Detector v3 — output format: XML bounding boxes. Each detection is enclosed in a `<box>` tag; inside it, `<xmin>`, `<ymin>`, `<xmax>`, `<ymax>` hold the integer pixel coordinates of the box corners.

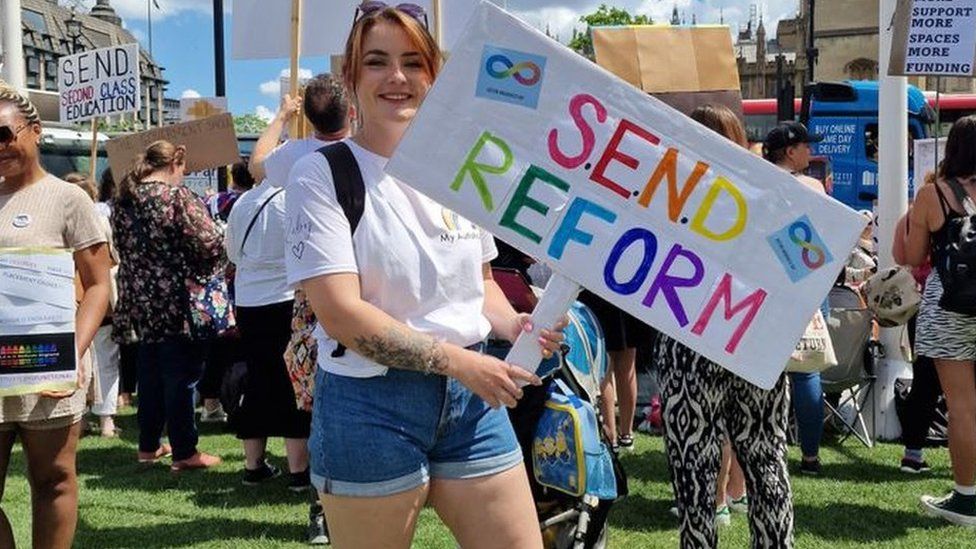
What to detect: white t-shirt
<box><xmin>284</xmin><ymin>139</ymin><xmax>498</xmax><ymax>378</ymax></box>
<box><xmin>264</xmin><ymin>137</ymin><xmax>333</xmax><ymax>188</ymax></box>
<box><xmin>225</xmin><ymin>182</ymin><xmax>294</xmax><ymax>307</ymax></box>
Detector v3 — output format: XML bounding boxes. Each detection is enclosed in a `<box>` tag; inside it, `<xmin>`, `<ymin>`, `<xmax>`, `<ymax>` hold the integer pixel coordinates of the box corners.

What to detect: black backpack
<box><xmin>936</xmin><ymin>178</ymin><xmax>976</xmax><ymax>315</ymax></box>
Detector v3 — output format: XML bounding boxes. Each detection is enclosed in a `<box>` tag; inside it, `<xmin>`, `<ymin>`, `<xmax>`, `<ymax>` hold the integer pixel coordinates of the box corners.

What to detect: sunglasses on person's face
<box><xmin>0</xmin><ymin>123</ymin><xmax>29</xmax><ymax>147</ymax></box>
<box><xmin>354</xmin><ymin>1</ymin><xmax>429</xmax><ymax>28</ymax></box>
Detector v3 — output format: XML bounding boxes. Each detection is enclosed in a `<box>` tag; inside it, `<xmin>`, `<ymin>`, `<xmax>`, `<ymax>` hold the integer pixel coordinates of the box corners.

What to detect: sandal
<box><xmin>618</xmin><ymin>434</ymin><xmax>635</xmax><ymax>451</ymax></box>
<box><xmin>138</xmin><ymin>444</ymin><xmax>172</xmax><ymax>464</ymax></box>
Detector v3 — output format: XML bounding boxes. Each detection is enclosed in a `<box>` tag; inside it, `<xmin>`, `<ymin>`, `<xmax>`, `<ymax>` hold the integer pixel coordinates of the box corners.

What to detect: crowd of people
<box><xmin>0</xmin><ymin>3</ymin><xmax>975</xmax><ymax>548</ymax></box>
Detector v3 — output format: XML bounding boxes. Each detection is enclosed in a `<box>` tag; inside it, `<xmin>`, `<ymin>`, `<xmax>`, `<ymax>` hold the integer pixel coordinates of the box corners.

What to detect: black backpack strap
<box><xmin>240</xmin><ymin>188</ymin><xmax>284</xmax><ymax>255</ymax></box>
<box><xmin>319</xmin><ymin>142</ymin><xmax>366</xmax><ymax>234</ymax></box>
<box><xmin>317</xmin><ymin>142</ymin><xmax>366</xmax><ymax>358</ymax></box>
<box><xmin>945</xmin><ymin>178</ymin><xmax>976</xmax><ymax>216</ymax></box>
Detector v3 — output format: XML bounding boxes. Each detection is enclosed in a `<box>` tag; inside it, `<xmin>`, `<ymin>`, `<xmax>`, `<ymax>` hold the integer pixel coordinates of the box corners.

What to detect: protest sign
<box><xmin>180</xmin><ymin>97</ymin><xmax>228</xmax><ymax>122</ymax></box>
<box><xmin>889</xmin><ymin>0</ymin><xmax>976</xmax><ymax>77</ymax></box>
<box><xmin>231</xmin><ymin>0</ymin><xmax>486</xmax><ymax>59</ymax></box>
<box><xmin>913</xmin><ymin>137</ymin><xmax>947</xmax><ymax>182</ymax></box>
<box><xmin>592</xmin><ymin>25</ymin><xmax>743</xmax><ymax>118</ymax></box>
<box><xmin>386</xmin><ymin>2</ymin><xmax>865</xmax><ymax>389</ymax></box>
<box><xmin>0</xmin><ymin>248</ymin><xmax>77</xmax><ymax>396</ymax></box>
<box><xmin>105</xmin><ymin>114</ymin><xmax>240</xmax><ymax>181</ymax></box>
<box><xmin>58</xmin><ymin>43</ymin><xmax>141</xmax><ymax>123</ymax></box>
<box><xmin>183</xmin><ymin>168</ymin><xmax>219</xmax><ymax>198</ymax></box>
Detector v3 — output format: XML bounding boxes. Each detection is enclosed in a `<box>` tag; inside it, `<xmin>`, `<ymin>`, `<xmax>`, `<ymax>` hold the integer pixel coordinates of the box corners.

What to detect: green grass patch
<box><xmin>4</xmin><ymin>409</ymin><xmax>971</xmax><ymax>547</ymax></box>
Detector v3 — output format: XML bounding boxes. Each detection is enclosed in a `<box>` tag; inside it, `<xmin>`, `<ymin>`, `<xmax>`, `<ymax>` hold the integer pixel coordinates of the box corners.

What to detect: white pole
<box><xmin>0</xmin><ymin>0</ymin><xmax>26</xmax><ymax>92</ymax></box>
<box><xmin>870</xmin><ymin>0</ymin><xmax>912</xmax><ymax>442</ymax></box>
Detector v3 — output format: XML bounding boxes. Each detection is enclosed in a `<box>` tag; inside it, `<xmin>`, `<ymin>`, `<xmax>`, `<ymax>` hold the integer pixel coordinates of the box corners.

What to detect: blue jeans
<box><xmin>790</xmin><ymin>371</ymin><xmax>823</xmax><ymax>458</ymax></box>
<box><xmin>137</xmin><ymin>338</ymin><xmax>206</xmax><ymax>461</ymax></box>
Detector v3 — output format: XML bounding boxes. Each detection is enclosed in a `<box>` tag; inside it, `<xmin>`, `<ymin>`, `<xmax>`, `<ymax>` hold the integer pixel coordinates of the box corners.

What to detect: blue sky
<box><xmin>70</xmin><ymin>0</ymin><xmax>799</xmax><ymax>120</ymax></box>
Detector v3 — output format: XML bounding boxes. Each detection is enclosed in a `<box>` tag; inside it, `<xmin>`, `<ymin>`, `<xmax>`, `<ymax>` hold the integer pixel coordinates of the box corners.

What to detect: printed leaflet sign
<box><xmin>0</xmin><ymin>248</ymin><xmax>77</xmax><ymax>396</ymax></box>
<box><xmin>889</xmin><ymin>0</ymin><xmax>976</xmax><ymax>77</ymax></box>
<box><xmin>386</xmin><ymin>3</ymin><xmax>865</xmax><ymax>389</ymax></box>
<box><xmin>58</xmin><ymin>43</ymin><xmax>141</xmax><ymax>123</ymax></box>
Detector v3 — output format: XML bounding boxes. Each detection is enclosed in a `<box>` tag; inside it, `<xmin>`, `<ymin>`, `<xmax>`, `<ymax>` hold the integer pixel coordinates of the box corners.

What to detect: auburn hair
<box><xmin>118</xmin><ymin>140</ymin><xmax>186</xmax><ymax>200</ymax></box>
<box><xmin>689</xmin><ymin>104</ymin><xmax>748</xmax><ymax>148</ymax></box>
<box><xmin>342</xmin><ymin>7</ymin><xmax>442</xmax><ymax>97</ymax></box>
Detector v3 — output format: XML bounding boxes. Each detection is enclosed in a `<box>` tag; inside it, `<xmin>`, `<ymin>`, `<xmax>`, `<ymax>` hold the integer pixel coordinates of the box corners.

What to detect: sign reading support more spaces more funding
<box><xmin>58</xmin><ymin>43</ymin><xmax>141</xmax><ymax>123</ymax></box>
<box><xmin>386</xmin><ymin>2</ymin><xmax>866</xmax><ymax>389</ymax></box>
<box><xmin>889</xmin><ymin>0</ymin><xmax>976</xmax><ymax>77</ymax></box>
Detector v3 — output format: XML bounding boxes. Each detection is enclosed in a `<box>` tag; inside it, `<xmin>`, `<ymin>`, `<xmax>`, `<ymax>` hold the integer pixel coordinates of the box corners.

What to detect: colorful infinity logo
<box><xmin>789</xmin><ymin>221</ymin><xmax>827</xmax><ymax>269</ymax></box>
<box><xmin>485</xmin><ymin>54</ymin><xmax>542</xmax><ymax>86</ymax></box>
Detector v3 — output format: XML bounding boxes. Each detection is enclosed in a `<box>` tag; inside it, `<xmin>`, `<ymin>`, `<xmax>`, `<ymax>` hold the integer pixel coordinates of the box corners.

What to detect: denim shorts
<box><xmin>308</xmin><ymin>361</ymin><xmax>523</xmax><ymax>497</ymax></box>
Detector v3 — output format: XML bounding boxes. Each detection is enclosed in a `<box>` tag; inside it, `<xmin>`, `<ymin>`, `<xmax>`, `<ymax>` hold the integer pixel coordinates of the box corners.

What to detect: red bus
<box><xmin>742</xmin><ymin>92</ymin><xmax>976</xmax><ymax>143</ymax></box>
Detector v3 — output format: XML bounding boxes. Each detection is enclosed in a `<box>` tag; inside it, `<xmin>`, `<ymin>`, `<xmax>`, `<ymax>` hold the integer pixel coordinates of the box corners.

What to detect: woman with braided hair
<box><xmin>0</xmin><ymin>82</ymin><xmax>112</xmax><ymax>547</ymax></box>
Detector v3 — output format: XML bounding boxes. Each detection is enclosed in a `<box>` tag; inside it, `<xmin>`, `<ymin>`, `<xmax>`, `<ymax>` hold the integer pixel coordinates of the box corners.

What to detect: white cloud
<box><xmin>255</xmin><ymin>105</ymin><xmax>275</xmax><ymax>122</ymax></box>
<box><xmin>63</xmin><ymin>0</ymin><xmax>219</xmax><ymax>22</ymax></box>
<box><xmin>258</xmin><ymin>67</ymin><xmax>313</xmax><ymax>98</ymax></box>
<box><xmin>180</xmin><ymin>88</ymin><xmax>201</xmax><ymax>98</ymax></box>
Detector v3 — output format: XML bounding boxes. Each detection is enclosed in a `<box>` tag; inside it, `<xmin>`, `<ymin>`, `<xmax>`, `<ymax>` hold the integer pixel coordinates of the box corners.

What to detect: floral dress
<box><xmin>111</xmin><ymin>182</ymin><xmax>225</xmax><ymax>343</ymax></box>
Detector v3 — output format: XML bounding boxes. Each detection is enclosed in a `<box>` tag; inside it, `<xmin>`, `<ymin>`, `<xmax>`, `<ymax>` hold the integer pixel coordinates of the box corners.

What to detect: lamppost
<box><xmin>65</xmin><ymin>13</ymin><xmax>83</xmax><ymax>54</ymax></box>
<box><xmin>806</xmin><ymin>0</ymin><xmax>818</xmax><ymax>86</ymax></box>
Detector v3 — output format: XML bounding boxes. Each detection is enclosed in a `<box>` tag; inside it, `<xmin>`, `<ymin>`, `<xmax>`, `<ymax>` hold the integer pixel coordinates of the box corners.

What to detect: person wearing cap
<box><xmin>764</xmin><ymin>122</ymin><xmax>829</xmax><ymax>477</ymax></box>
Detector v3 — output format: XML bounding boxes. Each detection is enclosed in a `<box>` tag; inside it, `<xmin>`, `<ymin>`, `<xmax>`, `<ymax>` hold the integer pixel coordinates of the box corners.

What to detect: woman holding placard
<box><xmin>897</xmin><ymin>115</ymin><xmax>976</xmax><ymax>527</ymax></box>
<box><xmin>284</xmin><ymin>4</ymin><xmax>564</xmax><ymax>548</ymax></box>
<box><xmin>0</xmin><ymin>83</ymin><xmax>111</xmax><ymax>549</ymax></box>
<box><xmin>656</xmin><ymin>104</ymin><xmax>794</xmax><ymax>548</ymax></box>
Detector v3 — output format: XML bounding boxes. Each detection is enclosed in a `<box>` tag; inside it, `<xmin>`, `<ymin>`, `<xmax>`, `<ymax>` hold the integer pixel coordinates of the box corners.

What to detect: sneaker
<box><xmin>288</xmin><ymin>469</ymin><xmax>312</xmax><ymax>493</ymax></box>
<box><xmin>921</xmin><ymin>491</ymin><xmax>976</xmax><ymax>528</ymax></box>
<box><xmin>728</xmin><ymin>495</ymin><xmax>749</xmax><ymax>514</ymax></box>
<box><xmin>715</xmin><ymin>505</ymin><xmax>731</xmax><ymax>527</ymax></box>
<box><xmin>308</xmin><ymin>504</ymin><xmax>330</xmax><ymax>545</ymax></box>
<box><xmin>242</xmin><ymin>461</ymin><xmax>281</xmax><ymax>486</ymax></box>
<box><xmin>137</xmin><ymin>444</ymin><xmax>172</xmax><ymax>463</ymax></box>
<box><xmin>900</xmin><ymin>458</ymin><xmax>932</xmax><ymax>474</ymax></box>
<box><xmin>617</xmin><ymin>434</ymin><xmax>635</xmax><ymax>451</ymax></box>
<box><xmin>171</xmin><ymin>452</ymin><xmax>222</xmax><ymax>472</ymax></box>
<box><xmin>200</xmin><ymin>403</ymin><xmax>228</xmax><ymax>423</ymax></box>
<box><xmin>799</xmin><ymin>458</ymin><xmax>821</xmax><ymax>476</ymax></box>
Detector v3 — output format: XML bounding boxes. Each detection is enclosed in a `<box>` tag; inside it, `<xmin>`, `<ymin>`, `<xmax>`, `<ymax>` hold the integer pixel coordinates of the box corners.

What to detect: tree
<box><xmin>569</xmin><ymin>4</ymin><xmax>652</xmax><ymax>59</ymax></box>
<box><xmin>234</xmin><ymin>113</ymin><xmax>269</xmax><ymax>135</ymax></box>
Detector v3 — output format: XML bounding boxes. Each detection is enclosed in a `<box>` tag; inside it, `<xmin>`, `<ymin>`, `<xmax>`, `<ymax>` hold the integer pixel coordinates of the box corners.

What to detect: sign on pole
<box><xmin>889</xmin><ymin>0</ymin><xmax>976</xmax><ymax>77</ymax></box>
<box><xmin>180</xmin><ymin>97</ymin><xmax>228</xmax><ymax>122</ymax></box>
<box><xmin>58</xmin><ymin>43</ymin><xmax>141</xmax><ymax>123</ymax></box>
<box><xmin>105</xmin><ymin>113</ymin><xmax>240</xmax><ymax>183</ymax></box>
<box><xmin>386</xmin><ymin>3</ymin><xmax>866</xmax><ymax>389</ymax></box>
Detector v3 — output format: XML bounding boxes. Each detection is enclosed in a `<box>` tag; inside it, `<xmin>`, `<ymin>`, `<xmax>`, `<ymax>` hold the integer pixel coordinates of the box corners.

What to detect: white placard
<box><xmin>897</xmin><ymin>0</ymin><xmax>976</xmax><ymax>76</ymax></box>
<box><xmin>58</xmin><ymin>43</ymin><xmax>141</xmax><ymax>123</ymax></box>
<box><xmin>184</xmin><ymin>169</ymin><xmax>219</xmax><ymax>199</ymax></box>
<box><xmin>385</xmin><ymin>3</ymin><xmax>866</xmax><ymax>389</ymax></box>
<box><xmin>180</xmin><ymin>97</ymin><xmax>228</xmax><ymax>122</ymax></box>
<box><xmin>913</xmin><ymin>137</ymin><xmax>948</xmax><ymax>183</ymax></box>
<box><xmin>231</xmin><ymin>0</ymin><xmax>489</xmax><ymax>59</ymax></box>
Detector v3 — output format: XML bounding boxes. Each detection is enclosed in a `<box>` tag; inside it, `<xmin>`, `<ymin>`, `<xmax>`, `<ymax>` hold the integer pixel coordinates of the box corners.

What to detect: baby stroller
<box><xmin>490</xmin><ymin>298</ymin><xmax>628</xmax><ymax>549</ymax></box>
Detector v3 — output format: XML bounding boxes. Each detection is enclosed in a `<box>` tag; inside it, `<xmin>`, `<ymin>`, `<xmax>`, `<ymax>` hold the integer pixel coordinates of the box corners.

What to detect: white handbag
<box><xmin>785</xmin><ymin>310</ymin><xmax>838</xmax><ymax>373</ymax></box>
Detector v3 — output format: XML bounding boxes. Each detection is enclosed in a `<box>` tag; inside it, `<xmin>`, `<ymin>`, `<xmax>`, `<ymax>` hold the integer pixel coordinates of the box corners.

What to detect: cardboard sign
<box><xmin>592</xmin><ymin>25</ymin><xmax>743</xmax><ymax>119</ymax></box>
<box><xmin>231</xmin><ymin>0</ymin><xmax>487</xmax><ymax>59</ymax></box>
<box><xmin>105</xmin><ymin>114</ymin><xmax>240</xmax><ymax>181</ymax></box>
<box><xmin>0</xmin><ymin>248</ymin><xmax>77</xmax><ymax>396</ymax></box>
<box><xmin>386</xmin><ymin>3</ymin><xmax>866</xmax><ymax>389</ymax></box>
<box><xmin>180</xmin><ymin>97</ymin><xmax>228</xmax><ymax>122</ymax></box>
<box><xmin>58</xmin><ymin>43</ymin><xmax>141</xmax><ymax>123</ymax></box>
<box><xmin>889</xmin><ymin>0</ymin><xmax>976</xmax><ymax>77</ymax></box>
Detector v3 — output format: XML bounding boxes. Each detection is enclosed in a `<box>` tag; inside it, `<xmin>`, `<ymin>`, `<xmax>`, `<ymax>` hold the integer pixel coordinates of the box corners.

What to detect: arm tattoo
<box><xmin>354</xmin><ymin>326</ymin><xmax>449</xmax><ymax>375</ymax></box>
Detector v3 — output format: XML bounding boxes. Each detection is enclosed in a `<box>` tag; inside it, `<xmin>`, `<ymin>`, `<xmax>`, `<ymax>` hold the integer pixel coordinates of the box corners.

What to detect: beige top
<box><xmin>0</xmin><ymin>174</ymin><xmax>106</xmax><ymax>424</ymax></box>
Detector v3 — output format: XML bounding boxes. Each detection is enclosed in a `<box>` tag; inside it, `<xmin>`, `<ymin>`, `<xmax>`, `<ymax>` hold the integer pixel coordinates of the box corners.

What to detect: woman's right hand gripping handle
<box><xmin>444</xmin><ymin>346</ymin><xmax>542</xmax><ymax>409</ymax></box>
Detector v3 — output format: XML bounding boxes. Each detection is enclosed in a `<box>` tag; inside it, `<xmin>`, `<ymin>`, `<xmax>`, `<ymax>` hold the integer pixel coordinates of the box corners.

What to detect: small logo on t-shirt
<box><xmin>440</xmin><ymin>208</ymin><xmax>480</xmax><ymax>244</ymax></box>
<box><xmin>11</xmin><ymin>214</ymin><xmax>31</xmax><ymax>228</ymax></box>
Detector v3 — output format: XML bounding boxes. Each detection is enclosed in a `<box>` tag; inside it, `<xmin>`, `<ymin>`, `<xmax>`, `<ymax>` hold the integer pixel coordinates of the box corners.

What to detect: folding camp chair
<box><xmin>821</xmin><ymin>285</ymin><xmax>883</xmax><ymax>448</ymax></box>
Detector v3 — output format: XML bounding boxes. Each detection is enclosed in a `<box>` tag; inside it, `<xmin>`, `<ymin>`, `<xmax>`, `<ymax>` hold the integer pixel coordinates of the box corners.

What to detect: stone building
<box><xmin>16</xmin><ymin>0</ymin><xmax>170</xmax><ymax>126</ymax></box>
<box><xmin>737</xmin><ymin>0</ymin><xmax>975</xmax><ymax>99</ymax></box>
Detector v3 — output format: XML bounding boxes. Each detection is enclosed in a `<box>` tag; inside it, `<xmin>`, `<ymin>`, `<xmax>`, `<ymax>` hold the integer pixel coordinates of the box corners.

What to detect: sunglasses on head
<box><xmin>0</xmin><ymin>123</ymin><xmax>29</xmax><ymax>146</ymax></box>
<box><xmin>354</xmin><ymin>1</ymin><xmax>428</xmax><ymax>28</ymax></box>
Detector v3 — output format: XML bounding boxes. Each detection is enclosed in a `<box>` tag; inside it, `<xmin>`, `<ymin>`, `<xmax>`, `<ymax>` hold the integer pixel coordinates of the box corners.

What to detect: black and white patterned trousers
<box><xmin>657</xmin><ymin>335</ymin><xmax>794</xmax><ymax>549</ymax></box>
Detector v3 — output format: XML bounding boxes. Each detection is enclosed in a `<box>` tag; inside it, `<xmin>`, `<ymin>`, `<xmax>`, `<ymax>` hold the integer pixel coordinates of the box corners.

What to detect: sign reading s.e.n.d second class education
<box><xmin>386</xmin><ymin>2</ymin><xmax>866</xmax><ymax>389</ymax></box>
<box><xmin>58</xmin><ymin>43</ymin><xmax>141</xmax><ymax>123</ymax></box>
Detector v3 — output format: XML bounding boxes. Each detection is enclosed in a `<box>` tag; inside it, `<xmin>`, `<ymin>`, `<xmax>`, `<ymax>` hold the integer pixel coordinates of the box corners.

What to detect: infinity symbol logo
<box><xmin>789</xmin><ymin>221</ymin><xmax>827</xmax><ymax>269</ymax></box>
<box><xmin>485</xmin><ymin>54</ymin><xmax>542</xmax><ymax>86</ymax></box>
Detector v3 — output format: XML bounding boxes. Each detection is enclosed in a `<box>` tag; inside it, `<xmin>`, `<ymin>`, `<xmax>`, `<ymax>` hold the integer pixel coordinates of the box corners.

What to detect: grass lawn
<box><xmin>5</xmin><ymin>409</ymin><xmax>972</xmax><ymax>548</ymax></box>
